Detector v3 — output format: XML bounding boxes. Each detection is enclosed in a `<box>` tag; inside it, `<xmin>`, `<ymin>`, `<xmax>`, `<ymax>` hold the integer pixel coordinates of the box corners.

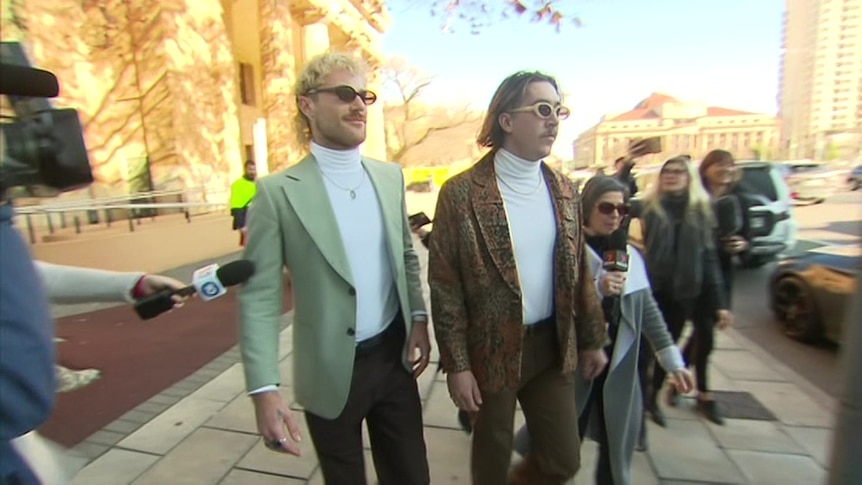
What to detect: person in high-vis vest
<box><xmin>230</xmin><ymin>160</ymin><xmax>257</xmax><ymax>246</ymax></box>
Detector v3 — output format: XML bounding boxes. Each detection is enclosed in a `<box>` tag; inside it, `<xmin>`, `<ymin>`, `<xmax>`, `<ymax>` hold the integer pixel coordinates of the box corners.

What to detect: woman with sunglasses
<box><xmin>513</xmin><ymin>175</ymin><xmax>693</xmax><ymax>485</ymax></box>
<box><xmin>639</xmin><ymin>157</ymin><xmax>733</xmax><ymax>426</ymax></box>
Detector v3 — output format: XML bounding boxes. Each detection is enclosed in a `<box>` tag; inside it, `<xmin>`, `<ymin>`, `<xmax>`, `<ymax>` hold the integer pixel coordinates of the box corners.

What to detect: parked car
<box><xmin>847</xmin><ymin>164</ymin><xmax>862</xmax><ymax>191</ymax></box>
<box><xmin>735</xmin><ymin>161</ymin><xmax>799</xmax><ymax>268</ymax></box>
<box><xmin>769</xmin><ymin>244</ymin><xmax>859</xmax><ymax>344</ymax></box>
<box><xmin>779</xmin><ymin>161</ymin><xmax>844</xmax><ymax>204</ymax></box>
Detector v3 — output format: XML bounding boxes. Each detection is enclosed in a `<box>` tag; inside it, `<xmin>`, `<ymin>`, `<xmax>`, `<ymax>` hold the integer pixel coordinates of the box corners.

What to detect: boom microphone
<box><xmin>602</xmin><ymin>227</ymin><xmax>630</xmax><ymax>272</ymax></box>
<box><xmin>0</xmin><ymin>63</ymin><xmax>60</xmax><ymax>97</ymax></box>
<box><xmin>133</xmin><ymin>260</ymin><xmax>255</xmax><ymax>320</ymax></box>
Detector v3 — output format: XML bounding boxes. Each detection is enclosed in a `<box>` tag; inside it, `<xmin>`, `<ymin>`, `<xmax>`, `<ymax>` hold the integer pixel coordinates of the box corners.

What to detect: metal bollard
<box><xmin>25</xmin><ymin>214</ymin><xmax>35</xmax><ymax>244</ymax></box>
<box><xmin>45</xmin><ymin>213</ymin><xmax>54</xmax><ymax>234</ymax></box>
<box><xmin>60</xmin><ymin>212</ymin><xmax>67</xmax><ymax>229</ymax></box>
<box><xmin>127</xmin><ymin>214</ymin><xmax>135</xmax><ymax>232</ymax></box>
<box><xmin>185</xmin><ymin>210</ymin><xmax>190</xmax><ymax>223</ymax></box>
<box><xmin>74</xmin><ymin>216</ymin><xmax>81</xmax><ymax>234</ymax></box>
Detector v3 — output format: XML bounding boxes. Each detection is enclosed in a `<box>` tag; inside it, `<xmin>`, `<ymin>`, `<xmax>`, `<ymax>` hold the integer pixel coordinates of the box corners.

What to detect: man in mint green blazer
<box><xmin>238</xmin><ymin>52</ymin><xmax>431</xmax><ymax>484</ymax></box>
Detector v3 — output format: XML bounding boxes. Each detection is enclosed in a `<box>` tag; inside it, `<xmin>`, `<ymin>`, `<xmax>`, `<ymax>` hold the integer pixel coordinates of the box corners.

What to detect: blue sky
<box><xmin>381</xmin><ymin>0</ymin><xmax>785</xmax><ymax>154</ymax></box>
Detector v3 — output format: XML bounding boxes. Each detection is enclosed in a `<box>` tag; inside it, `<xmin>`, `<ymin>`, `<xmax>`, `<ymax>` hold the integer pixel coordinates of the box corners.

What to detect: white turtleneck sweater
<box><xmin>495</xmin><ymin>149</ymin><xmax>557</xmax><ymax>325</ymax></box>
<box><xmin>310</xmin><ymin>142</ymin><xmax>400</xmax><ymax>342</ymax></box>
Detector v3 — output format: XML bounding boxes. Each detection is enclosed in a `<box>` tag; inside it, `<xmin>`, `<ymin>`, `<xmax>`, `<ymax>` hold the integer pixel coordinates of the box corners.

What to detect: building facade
<box><xmin>1</xmin><ymin>0</ymin><xmax>389</xmax><ymax>200</ymax></box>
<box><xmin>779</xmin><ymin>0</ymin><xmax>862</xmax><ymax>160</ymax></box>
<box><xmin>573</xmin><ymin>93</ymin><xmax>781</xmax><ymax>168</ymax></box>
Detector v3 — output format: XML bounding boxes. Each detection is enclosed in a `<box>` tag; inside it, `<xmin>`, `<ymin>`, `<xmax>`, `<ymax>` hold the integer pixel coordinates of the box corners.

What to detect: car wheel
<box><xmin>772</xmin><ymin>276</ymin><xmax>821</xmax><ymax>343</ymax></box>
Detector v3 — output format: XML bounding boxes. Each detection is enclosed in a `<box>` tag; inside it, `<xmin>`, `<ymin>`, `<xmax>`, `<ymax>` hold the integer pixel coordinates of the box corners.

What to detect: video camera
<box><xmin>0</xmin><ymin>41</ymin><xmax>93</xmax><ymax>199</ymax></box>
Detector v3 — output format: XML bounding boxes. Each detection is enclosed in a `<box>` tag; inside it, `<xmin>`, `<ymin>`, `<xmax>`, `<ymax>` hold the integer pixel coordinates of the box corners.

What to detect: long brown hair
<box><xmin>476</xmin><ymin>71</ymin><xmax>560</xmax><ymax>149</ymax></box>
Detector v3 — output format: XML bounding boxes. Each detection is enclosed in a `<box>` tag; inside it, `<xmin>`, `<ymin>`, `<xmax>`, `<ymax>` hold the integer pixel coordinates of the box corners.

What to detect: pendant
<box><xmin>349</xmin><ymin>190</ymin><xmax>356</xmax><ymax>199</ymax></box>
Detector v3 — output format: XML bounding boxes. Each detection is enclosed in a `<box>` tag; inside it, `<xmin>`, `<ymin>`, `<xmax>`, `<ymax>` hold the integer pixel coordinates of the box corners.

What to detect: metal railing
<box><xmin>15</xmin><ymin>187</ymin><xmax>231</xmax><ymax>244</ymax></box>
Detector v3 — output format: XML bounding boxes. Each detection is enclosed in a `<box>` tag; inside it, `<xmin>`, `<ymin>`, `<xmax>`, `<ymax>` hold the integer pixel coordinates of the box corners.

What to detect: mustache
<box><xmin>344</xmin><ymin>113</ymin><xmax>366</xmax><ymax>122</ymax></box>
<box><xmin>542</xmin><ymin>131</ymin><xmax>558</xmax><ymax>138</ymax></box>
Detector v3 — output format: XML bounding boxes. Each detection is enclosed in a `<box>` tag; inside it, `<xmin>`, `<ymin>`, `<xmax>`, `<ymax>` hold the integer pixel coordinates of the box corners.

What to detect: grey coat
<box><xmin>514</xmin><ymin>246</ymin><xmax>684</xmax><ymax>485</ymax></box>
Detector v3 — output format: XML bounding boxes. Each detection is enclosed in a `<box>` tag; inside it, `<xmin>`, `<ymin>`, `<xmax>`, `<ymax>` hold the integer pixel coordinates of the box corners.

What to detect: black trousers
<box><xmin>651</xmin><ymin>292</ymin><xmax>716</xmax><ymax>397</ymax></box>
<box><xmin>304</xmin><ymin>321</ymin><xmax>429</xmax><ymax>485</ymax></box>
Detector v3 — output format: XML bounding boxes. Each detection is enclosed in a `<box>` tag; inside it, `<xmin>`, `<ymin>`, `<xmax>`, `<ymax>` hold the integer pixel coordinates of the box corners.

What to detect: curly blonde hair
<box><xmin>293</xmin><ymin>51</ymin><xmax>368</xmax><ymax>148</ymax></box>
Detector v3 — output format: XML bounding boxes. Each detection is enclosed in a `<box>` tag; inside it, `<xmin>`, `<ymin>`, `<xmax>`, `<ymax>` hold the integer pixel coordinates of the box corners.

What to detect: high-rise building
<box><xmin>779</xmin><ymin>0</ymin><xmax>862</xmax><ymax>160</ymax></box>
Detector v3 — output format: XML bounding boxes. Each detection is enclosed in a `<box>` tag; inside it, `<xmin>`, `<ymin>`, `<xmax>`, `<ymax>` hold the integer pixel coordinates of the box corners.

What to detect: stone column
<box><xmin>363</xmin><ymin>64</ymin><xmax>388</xmax><ymax>161</ymax></box>
<box><xmin>303</xmin><ymin>22</ymin><xmax>330</xmax><ymax>59</ymax></box>
<box><xmin>258</xmin><ymin>0</ymin><xmax>300</xmax><ymax>169</ymax></box>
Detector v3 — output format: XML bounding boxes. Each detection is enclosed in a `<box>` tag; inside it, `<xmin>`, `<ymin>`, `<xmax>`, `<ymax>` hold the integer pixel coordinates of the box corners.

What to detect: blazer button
<box><xmin>347</xmin><ymin>328</ymin><xmax>355</xmax><ymax>336</ymax></box>
<box><xmin>348</xmin><ymin>288</ymin><xmax>356</xmax><ymax>296</ymax></box>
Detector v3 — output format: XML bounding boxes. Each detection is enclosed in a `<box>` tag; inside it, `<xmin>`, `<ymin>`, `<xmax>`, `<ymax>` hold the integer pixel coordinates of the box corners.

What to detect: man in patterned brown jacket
<box><xmin>428</xmin><ymin>71</ymin><xmax>609</xmax><ymax>485</ymax></box>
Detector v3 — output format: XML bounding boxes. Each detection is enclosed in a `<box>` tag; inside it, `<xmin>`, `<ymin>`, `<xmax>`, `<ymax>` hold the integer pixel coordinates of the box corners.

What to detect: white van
<box><xmin>735</xmin><ymin>161</ymin><xmax>799</xmax><ymax>267</ymax></box>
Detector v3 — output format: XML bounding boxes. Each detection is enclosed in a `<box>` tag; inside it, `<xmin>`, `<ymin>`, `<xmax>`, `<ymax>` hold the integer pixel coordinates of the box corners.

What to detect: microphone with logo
<box><xmin>602</xmin><ymin>221</ymin><xmax>631</xmax><ymax>274</ymax></box>
<box><xmin>134</xmin><ymin>260</ymin><xmax>255</xmax><ymax>320</ymax></box>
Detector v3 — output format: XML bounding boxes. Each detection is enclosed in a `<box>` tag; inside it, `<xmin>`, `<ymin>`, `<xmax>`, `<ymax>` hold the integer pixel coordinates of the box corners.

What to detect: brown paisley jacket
<box><xmin>428</xmin><ymin>151</ymin><xmax>608</xmax><ymax>393</ymax></box>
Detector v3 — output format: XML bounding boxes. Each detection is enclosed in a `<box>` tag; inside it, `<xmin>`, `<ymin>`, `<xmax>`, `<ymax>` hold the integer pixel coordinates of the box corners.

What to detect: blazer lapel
<box><xmin>471</xmin><ymin>153</ymin><xmax>520</xmax><ymax>296</ymax></box>
<box><xmin>363</xmin><ymin>158</ymin><xmax>404</xmax><ymax>273</ymax></box>
<box><xmin>281</xmin><ymin>155</ymin><xmax>354</xmax><ymax>286</ymax></box>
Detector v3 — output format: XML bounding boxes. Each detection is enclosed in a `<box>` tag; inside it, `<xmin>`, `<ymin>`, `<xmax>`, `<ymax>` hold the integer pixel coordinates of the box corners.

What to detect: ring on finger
<box><xmin>265</xmin><ymin>437</ymin><xmax>287</xmax><ymax>450</ymax></box>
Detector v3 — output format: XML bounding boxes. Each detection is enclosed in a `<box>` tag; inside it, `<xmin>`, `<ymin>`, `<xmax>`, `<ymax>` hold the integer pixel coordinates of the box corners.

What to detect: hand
<box><xmin>717</xmin><ymin>309</ymin><xmax>734</xmax><ymax>330</ymax></box>
<box><xmin>251</xmin><ymin>391</ymin><xmax>302</xmax><ymax>456</ymax></box>
<box><xmin>139</xmin><ymin>274</ymin><xmax>188</xmax><ymax>305</ymax></box>
<box><xmin>722</xmin><ymin>236</ymin><xmax>748</xmax><ymax>254</ymax></box>
<box><xmin>599</xmin><ymin>272</ymin><xmax>627</xmax><ymax>297</ymax></box>
<box><xmin>669</xmin><ymin>368</ymin><xmax>695</xmax><ymax>394</ymax></box>
<box><xmin>447</xmin><ymin>370</ymin><xmax>482</xmax><ymax>412</ymax></box>
<box><xmin>407</xmin><ymin>321</ymin><xmax>431</xmax><ymax>378</ymax></box>
<box><xmin>409</xmin><ymin>223</ymin><xmax>427</xmax><ymax>238</ymax></box>
<box><xmin>579</xmin><ymin>349</ymin><xmax>609</xmax><ymax>380</ymax></box>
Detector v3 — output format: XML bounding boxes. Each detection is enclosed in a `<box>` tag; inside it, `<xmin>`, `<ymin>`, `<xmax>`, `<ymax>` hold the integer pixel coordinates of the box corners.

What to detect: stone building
<box><xmin>1</xmin><ymin>0</ymin><xmax>389</xmax><ymax>199</ymax></box>
<box><xmin>573</xmin><ymin>93</ymin><xmax>781</xmax><ymax>168</ymax></box>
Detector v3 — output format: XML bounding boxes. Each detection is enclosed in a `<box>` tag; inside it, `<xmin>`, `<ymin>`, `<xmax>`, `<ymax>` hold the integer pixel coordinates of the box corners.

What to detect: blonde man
<box><xmin>238</xmin><ymin>52</ymin><xmax>431</xmax><ymax>484</ymax></box>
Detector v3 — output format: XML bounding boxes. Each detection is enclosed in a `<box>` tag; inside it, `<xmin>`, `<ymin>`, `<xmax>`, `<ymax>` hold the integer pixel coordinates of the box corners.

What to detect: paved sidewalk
<box><xmin>66</xmin><ymin>247</ymin><xmax>836</xmax><ymax>484</ymax></box>
<box><xmin>67</xmin><ymin>322</ymin><xmax>835</xmax><ymax>485</ymax></box>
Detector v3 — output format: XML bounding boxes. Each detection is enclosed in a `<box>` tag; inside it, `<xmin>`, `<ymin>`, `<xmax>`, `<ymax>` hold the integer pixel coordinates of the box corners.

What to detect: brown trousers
<box><xmin>471</xmin><ymin>320</ymin><xmax>581</xmax><ymax>485</ymax></box>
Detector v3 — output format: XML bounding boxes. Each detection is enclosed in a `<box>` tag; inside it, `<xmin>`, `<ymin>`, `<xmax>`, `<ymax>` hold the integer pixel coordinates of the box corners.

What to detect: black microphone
<box><xmin>0</xmin><ymin>63</ymin><xmax>60</xmax><ymax>97</ymax></box>
<box><xmin>602</xmin><ymin>226</ymin><xmax>630</xmax><ymax>273</ymax></box>
<box><xmin>133</xmin><ymin>260</ymin><xmax>255</xmax><ymax>320</ymax></box>
<box><xmin>715</xmin><ymin>196</ymin><xmax>743</xmax><ymax>239</ymax></box>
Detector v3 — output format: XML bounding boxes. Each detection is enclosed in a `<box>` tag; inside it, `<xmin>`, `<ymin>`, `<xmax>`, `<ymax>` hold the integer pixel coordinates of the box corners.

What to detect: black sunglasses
<box><xmin>305</xmin><ymin>85</ymin><xmax>378</xmax><ymax>105</ymax></box>
<box><xmin>596</xmin><ymin>202</ymin><xmax>630</xmax><ymax>216</ymax></box>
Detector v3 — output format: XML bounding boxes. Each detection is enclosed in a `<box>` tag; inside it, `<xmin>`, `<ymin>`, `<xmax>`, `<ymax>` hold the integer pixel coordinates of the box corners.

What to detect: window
<box><xmin>239</xmin><ymin>62</ymin><xmax>256</xmax><ymax>106</ymax></box>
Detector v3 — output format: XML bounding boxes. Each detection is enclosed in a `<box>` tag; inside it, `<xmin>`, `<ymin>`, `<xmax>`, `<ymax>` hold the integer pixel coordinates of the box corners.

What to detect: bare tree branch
<box><xmin>382</xmin><ymin>57</ymin><xmax>481</xmax><ymax>164</ymax></box>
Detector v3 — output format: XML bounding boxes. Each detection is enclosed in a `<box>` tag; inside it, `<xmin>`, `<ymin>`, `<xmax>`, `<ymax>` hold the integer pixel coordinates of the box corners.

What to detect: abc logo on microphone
<box><xmin>200</xmin><ymin>282</ymin><xmax>221</xmax><ymax>298</ymax></box>
<box><xmin>192</xmin><ymin>264</ymin><xmax>228</xmax><ymax>301</ymax></box>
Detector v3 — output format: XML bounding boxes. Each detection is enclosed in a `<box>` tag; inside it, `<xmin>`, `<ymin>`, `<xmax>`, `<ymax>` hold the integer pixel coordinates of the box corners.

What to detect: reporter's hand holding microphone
<box><xmin>133</xmin><ymin>260</ymin><xmax>255</xmax><ymax>320</ymax></box>
<box><xmin>599</xmin><ymin>272</ymin><xmax>627</xmax><ymax>297</ymax></box>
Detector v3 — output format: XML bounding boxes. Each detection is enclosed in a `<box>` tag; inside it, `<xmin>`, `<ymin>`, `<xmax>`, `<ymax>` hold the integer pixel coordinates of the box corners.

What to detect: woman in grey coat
<box><xmin>513</xmin><ymin>176</ymin><xmax>694</xmax><ymax>485</ymax></box>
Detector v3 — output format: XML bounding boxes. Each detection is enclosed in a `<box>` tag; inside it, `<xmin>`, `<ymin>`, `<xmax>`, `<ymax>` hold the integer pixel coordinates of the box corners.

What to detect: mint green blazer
<box><xmin>238</xmin><ymin>155</ymin><xmax>426</xmax><ymax>419</ymax></box>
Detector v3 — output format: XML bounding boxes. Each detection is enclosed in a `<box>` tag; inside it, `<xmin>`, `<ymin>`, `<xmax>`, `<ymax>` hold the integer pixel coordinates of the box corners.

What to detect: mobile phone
<box><xmin>408</xmin><ymin>212</ymin><xmax>432</xmax><ymax>228</ymax></box>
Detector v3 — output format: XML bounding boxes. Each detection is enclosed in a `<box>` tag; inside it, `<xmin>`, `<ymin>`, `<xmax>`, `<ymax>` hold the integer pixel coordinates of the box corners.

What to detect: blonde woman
<box><xmin>639</xmin><ymin>157</ymin><xmax>733</xmax><ymax>426</ymax></box>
